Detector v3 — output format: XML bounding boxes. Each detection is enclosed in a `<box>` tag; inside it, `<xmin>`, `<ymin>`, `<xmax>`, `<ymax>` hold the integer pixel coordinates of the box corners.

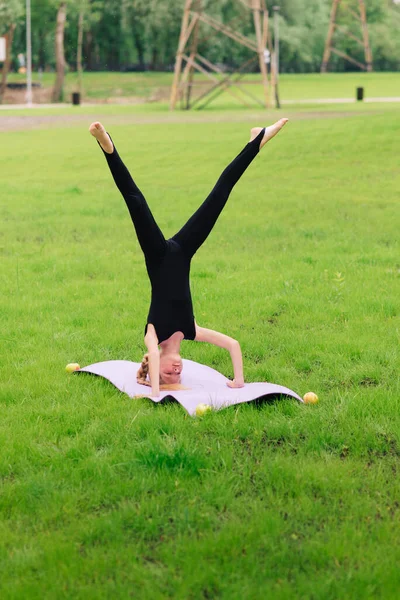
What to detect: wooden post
<box><xmin>359</xmin><ymin>0</ymin><xmax>372</xmax><ymax>72</ymax></box>
<box><xmin>321</xmin><ymin>0</ymin><xmax>339</xmax><ymax>73</ymax></box>
<box><xmin>185</xmin><ymin>1</ymin><xmax>202</xmax><ymax>109</ymax></box>
<box><xmin>170</xmin><ymin>0</ymin><xmax>193</xmax><ymax>110</ymax></box>
<box><xmin>171</xmin><ymin>0</ymin><xmax>274</xmax><ymax>111</ymax></box>
<box><xmin>191</xmin><ymin>56</ymin><xmax>260</xmax><ymax>110</ymax></box>
<box><xmin>321</xmin><ymin>0</ymin><xmax>372</xmax><ymax>73</ymax></box>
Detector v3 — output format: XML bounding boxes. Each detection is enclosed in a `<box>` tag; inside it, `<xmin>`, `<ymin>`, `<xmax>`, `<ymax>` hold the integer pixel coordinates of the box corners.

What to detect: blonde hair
<box><xmin>136</xmin><ymin>353</ymin><xmax>188</xmax><ymax>391</ymax></box>
<box><xmin>137</xmin><ymin>354</ymin><xmax>151</xmax><ymax>387</ymax></box>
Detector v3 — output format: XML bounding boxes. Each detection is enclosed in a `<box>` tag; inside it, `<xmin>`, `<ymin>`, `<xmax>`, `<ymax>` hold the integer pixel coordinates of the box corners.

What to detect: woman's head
<box><xmin>159</xmin><ymin>352</ymin><xmax>183</xmax><ymax>385</ymax></box>
<box><xmin>136</xmin><ymin>352</ymin><xmax>183</xmax><ymax>387</ymax></box>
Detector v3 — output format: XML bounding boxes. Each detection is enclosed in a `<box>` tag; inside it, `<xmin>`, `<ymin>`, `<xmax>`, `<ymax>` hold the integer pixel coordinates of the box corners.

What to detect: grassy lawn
<box><xmin>5</xmin><ymin>70</ymin><xmax>400</xmax><ymax>105</ymax></box>
<box><xmin>1</xmin><ymin>102</ymin><xmax>400</xmax><ymax>598</ymax></box>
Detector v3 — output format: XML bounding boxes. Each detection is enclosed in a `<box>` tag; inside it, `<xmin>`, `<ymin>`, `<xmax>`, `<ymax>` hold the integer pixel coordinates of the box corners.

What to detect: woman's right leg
<box><xmin>89</xmin><ymin>122</ymin><xmax>167</xmax><ymax>262</ymax></box>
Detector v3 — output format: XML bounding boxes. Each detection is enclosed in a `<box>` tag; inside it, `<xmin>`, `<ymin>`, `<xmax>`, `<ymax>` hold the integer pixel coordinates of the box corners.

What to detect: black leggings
<box><xmin>101</xmin><ymin>128</ymin><xmax>265</xmax><ymax>262</ymax></box>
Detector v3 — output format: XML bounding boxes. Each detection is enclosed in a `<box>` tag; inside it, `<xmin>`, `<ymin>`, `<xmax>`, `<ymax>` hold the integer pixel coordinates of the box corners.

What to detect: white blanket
<box><xmin>77</xmin><ymin>359</ymin><xmax>303</xmax><ymax>416</ymax></box>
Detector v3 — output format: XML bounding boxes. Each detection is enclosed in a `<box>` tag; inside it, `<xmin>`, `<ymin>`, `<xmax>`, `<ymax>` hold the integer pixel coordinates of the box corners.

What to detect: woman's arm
<box><xmin>195</xmin><ymin>324</ymin><xmax>244</xmax><ymax>388</ymax></box>
<box><xmin>144</xmin><ymin>324</ymin><xmax>160</xmax><ymax>397</ymax></box>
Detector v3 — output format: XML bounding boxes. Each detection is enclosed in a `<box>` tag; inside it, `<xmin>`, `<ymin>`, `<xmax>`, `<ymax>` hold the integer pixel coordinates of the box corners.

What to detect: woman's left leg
<box><xmin>172</xmin><ymin>120</ymin><xmax>287</xmax><ymax>258</ymax></box>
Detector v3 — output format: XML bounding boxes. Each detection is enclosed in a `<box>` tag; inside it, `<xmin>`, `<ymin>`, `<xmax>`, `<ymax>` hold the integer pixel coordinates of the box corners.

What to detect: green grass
<box><xmin>7</xmin><ymin>71</ymin><xmax>173</xmax><ymax>100</ymax></box>
<box><xmin>1</xmin><ymin>103</ymin><xmax>400</xmax><ymax>599</ymax></box>
<box><xmin>278</xmin><ymin>71</ymin><xmax>400</xmax><ymax>100</ymax></box>
<box><xmin>5</xmin><ymin>70</ymin><xmax>400</xmax><ymax>104</ymax></box>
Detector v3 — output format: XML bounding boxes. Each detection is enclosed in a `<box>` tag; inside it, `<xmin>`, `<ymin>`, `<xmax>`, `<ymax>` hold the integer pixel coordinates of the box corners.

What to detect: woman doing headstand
<box><xmin>89</xmin><ymin>119</ymin><xmax>288</xmax><ymax>397</ymax></box>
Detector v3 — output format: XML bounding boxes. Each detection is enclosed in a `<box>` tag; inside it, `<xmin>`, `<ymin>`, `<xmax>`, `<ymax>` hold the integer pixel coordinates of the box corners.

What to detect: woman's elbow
<box><xmin>229</xmin><ymin>339</ymin><xmax>241</xmax><ymax>352</ymax></box>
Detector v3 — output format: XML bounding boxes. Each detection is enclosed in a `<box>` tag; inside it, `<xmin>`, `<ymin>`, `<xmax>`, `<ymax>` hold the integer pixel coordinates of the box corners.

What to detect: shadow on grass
<box><xmin>75</xmin><ymin>371</ymin><xmax>298</xmax><ymax>416</ymax></box>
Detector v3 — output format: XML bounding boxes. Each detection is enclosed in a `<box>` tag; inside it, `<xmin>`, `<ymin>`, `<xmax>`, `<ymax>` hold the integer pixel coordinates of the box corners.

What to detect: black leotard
<box><xmin>101</xmin><ymin>128</ymin><xmax>264</xmax><ymax>344</ymax></box>
<box><xmin>145</xmin><ymin>238</ymin><xmax>195</xmax><ymax>343</ymax></box>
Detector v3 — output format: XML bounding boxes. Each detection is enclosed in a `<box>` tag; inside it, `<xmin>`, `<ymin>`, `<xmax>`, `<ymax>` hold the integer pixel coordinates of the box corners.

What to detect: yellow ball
<box><xmin>195</xmin><ymin>403</ymin><xmax>212</xmax><ymax>417</ymax></box>
<box><xmin>303</xmin><ymin>392</ymin><xmax>318</xmax><ymax>404</ymax></box>
<box><xmin>66</xmin><ymin>363</ymin><xmax>80</xmax><ymax>373</ymax></box>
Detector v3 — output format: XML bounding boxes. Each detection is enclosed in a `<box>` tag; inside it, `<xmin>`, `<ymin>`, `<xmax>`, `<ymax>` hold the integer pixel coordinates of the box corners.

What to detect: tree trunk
<box><xmin>52</xmin><ymin>2</ymin><xmax>67</xmax><ymax>102</ymax></box>
<box><xmin>77</xmin><ymin>9</ymin><xmax>84</xmax><ymax>94</ymax></box>
<box><xmin>132</xmin><ymin>25</ymin><xmax>145</xmax><ymax>69</ymax></box>
<box><xmin>38</xmin><ymin>29</ymin><xmax>46</xmax><ymax>70</ymax></box>
<box><xmin>0</xmin><ymin>24</ymin><xmax>16</xmax><ymax>104</ymax></box>
<box><xmin>84</xmin><ymin>30</ymin><xmax>93</xmax><ymax>71</ymax></box>
<box><xmin>150</xmin><ymin>44</ymin><xmax>159</xmax><ymax>71</ymax></box>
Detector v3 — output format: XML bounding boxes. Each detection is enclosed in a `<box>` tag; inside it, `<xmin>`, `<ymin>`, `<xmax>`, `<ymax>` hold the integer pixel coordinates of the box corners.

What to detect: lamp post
<box><xmin>273</xmin><ymin>6</ymin><xmax>280</xmax><ymax>78</ymax></box>
<box><xmin>273</xmin><ymin>5</ymin><xmax>280</xmax><ymax>109</ymax></box>
<box><xmin>26</xmin><ymin>0</ymin><xmax>33</xmax><ymax>106</ymax></box>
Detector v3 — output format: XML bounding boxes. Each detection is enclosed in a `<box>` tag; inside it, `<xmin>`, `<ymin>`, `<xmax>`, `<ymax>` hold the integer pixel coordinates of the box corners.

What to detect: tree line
<box><xmin>1</xmin><ymin>0</ymin><xmax>399</xmax><ymax>101</ymax></box>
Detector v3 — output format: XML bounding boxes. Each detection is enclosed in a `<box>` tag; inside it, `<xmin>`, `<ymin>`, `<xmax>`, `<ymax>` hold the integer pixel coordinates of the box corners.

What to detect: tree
<box><xmin>2</xmin><ymin>0</ymin><xmax>400</xmax><ymax>80</ymax></box>
<box><xmin>123</xmin><ymin>0</ymin><xmax>183</xmax><ymax>69</ymax></box>
<box><xmin>75</xmin><ymin>0</ymin><xmax>90</xmax><ymax>94</ymax></box>
<box><xmin>52</xmin><ymin>1</ymin><xmax>67</xmax><ymax>102</ymax></box>
<box><xmin>0</xmin><ymin>0</ymin><xmax>23</xmax><ymax>103</ymax></box>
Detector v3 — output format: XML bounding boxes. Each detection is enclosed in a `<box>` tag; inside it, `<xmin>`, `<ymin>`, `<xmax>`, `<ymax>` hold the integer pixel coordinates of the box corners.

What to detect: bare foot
<box><xmin>250</xmin><ymin>118</ymin><xmax>289</xmax><ymax>149</ymax></box>
<box><xmin>89</xmin><ymin>121</ymin><xmax>114</xmax><ymax>154</ymax></box>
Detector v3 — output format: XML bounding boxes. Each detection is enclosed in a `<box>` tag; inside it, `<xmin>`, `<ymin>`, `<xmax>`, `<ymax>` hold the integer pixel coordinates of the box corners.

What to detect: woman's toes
<box><xmin>89</xmin><ymin>121</ymin><xmax>105</xmax><ymax>137</ymax></box>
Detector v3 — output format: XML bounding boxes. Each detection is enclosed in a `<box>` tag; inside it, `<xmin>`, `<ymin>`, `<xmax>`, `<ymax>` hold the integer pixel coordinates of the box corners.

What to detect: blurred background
<box><xmin>0</xmin><ymin>0</ymin><xmax>399</xmax><ymax>106</ymax></box>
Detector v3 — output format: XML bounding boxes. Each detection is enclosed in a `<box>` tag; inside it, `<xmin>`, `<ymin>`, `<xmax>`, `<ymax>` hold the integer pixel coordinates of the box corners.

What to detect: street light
<box><xmin>26</xmin><ymin>0</ymin><xmax>33</xmax><ymax>106</ymax></box>
<box><xmin>273</xmin><ymin>5</ymin><xmax>280</xmax><ymax>109</ymax></box>
<box><xmin>273</xmin><ymin>6</ymin><xmax>280</xmax><ymax>79</ymax></box>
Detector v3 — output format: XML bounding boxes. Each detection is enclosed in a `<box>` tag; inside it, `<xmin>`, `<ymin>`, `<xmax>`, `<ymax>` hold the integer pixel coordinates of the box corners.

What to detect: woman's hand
<box><xmin>227</xmin><ymin>379</ymin><xmax>245</xmax><ymax>389</ymax></box>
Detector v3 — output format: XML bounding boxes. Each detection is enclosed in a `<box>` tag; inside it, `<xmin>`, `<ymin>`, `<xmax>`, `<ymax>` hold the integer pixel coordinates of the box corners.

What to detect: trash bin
<box><xmin>356</xmin><ymin>87</ymin><xmax>364</xmax><ymax>101</ymax></box>
<box><xmin>72</xmin><ymin>92</ymin><xmax>81</xmax><ymax>106</ymax></box>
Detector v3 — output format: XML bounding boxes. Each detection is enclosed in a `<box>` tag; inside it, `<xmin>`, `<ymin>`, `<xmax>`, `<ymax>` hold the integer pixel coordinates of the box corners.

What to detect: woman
<box><xmin>89</xmin><ymin>119</ymin><xmax>288</xmax><ymax>397</ymax></box>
